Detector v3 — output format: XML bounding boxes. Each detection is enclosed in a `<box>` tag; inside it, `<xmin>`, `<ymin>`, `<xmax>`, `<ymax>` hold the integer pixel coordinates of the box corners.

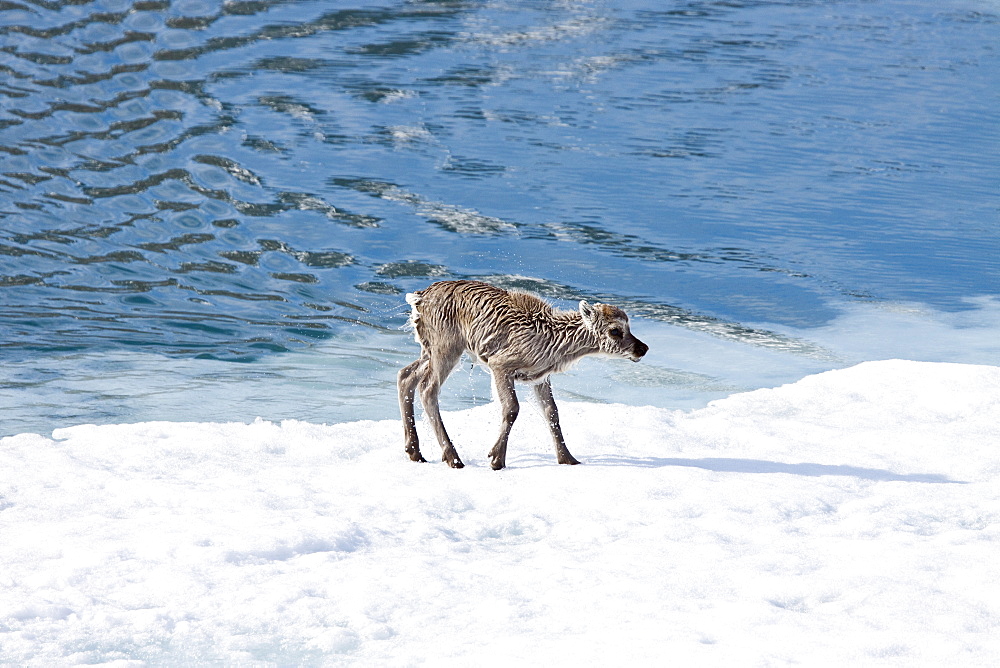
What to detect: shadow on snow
<box><xmin>587</xmin><ymin>456</ymin><xmax>964</xmax><ymax>484</ymax></box>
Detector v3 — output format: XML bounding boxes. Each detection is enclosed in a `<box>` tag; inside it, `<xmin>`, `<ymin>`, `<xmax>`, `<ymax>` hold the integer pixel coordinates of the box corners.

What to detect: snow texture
<box><xmin>2</xmin><ymin>360</ymin><xmax>999</xmax><ymax>666</ymax></box>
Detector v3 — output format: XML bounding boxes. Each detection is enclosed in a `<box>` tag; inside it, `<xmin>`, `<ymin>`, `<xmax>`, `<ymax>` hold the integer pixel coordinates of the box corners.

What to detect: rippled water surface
<box><xmin>2</xmin><ymin>0</ymin><xmax>998</xmax><ymax>435</ymax></box>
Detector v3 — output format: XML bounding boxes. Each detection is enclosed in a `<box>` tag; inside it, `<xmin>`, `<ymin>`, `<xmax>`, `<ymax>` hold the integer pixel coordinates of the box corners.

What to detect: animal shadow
<box><xmin>589</xmin><ymin>455</ymin><xmax>965</xmax><ymax>484</ymax></box>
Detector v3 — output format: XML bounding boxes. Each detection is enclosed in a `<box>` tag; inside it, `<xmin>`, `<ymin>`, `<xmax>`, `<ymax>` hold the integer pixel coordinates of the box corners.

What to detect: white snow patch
<box><xmin>2</xmin><ymin>361</ymin><xmax>999</xmax><ymax>665</ymax></box>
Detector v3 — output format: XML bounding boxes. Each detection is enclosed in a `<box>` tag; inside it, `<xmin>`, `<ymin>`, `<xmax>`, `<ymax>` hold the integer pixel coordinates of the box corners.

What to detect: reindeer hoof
<box><xmin>490</xmin><ymin>459</ymin><xmax>506</xmax><ymax>471</ymax></box>
<box><xmin>410</xmin><ymin>453</ymin><xmax>427</xmax><ymax>463</ymax></box>
<box><xmin>558</xmin><ymin>455</ymin><xmax>580</xmax><ymax>466</ymax></box>
<box><xmin>441</xmin><ymin>448</ymin><xmax>464</xmax><ymax>468</ymax></box>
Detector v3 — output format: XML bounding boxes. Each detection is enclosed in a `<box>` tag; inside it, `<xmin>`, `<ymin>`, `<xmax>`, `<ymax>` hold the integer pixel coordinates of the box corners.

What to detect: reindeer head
<box><xmin>579</xmin><ymin>301</ymin><xmax>649</xmax><ymax>362</ymax></box>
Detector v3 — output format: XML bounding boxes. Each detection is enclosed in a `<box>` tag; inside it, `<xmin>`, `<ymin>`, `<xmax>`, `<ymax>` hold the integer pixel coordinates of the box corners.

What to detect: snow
<box><xmin>2</xmin><ymin>360</ymin><xmax>999</xmax><ymax>666</ymax></box>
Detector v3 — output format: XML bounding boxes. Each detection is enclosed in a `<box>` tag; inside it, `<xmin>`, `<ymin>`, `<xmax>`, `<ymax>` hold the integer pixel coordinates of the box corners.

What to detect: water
<box><xmin>1</xmin><ymin>0</ymin><xmax>998</xmax><ymax>437</ymax></box>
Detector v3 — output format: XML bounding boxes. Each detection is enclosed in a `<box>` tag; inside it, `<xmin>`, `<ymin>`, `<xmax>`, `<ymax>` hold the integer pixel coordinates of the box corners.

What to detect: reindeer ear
<box><xmin>579</xmin><ymin>300</ymin><xmax>597</xmax><ymax>325</ymax></box>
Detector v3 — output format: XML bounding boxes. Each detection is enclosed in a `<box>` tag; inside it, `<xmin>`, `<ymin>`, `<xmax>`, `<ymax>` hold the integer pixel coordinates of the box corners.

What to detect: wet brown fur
<box><xmin>397</xmin><ymin>280</ymin><xmax>648</xmax><ymax>470</ymax></box>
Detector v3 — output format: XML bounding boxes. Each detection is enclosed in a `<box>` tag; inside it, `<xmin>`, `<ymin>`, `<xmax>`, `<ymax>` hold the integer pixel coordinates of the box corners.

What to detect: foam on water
<box><xmin>3</xmin><ymin>297</ymin><xmax>999</xmax><ymax>437</ymax></box>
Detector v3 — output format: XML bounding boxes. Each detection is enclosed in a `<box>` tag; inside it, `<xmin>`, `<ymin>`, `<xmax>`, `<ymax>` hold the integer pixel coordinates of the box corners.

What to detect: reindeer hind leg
<box><xmin>398</xmin><ymin>357</ymin><xmax>428</xmax><ymax>462</ymax></box>
<box><xmin>488</xmin><ymin>370</ymin><xmax>519</xmax><ymax>470</ymax></box>
<box><xmin>418</xmin><ymin>345</ymin><xmax>465</xmax><ymax>468</ymax></box>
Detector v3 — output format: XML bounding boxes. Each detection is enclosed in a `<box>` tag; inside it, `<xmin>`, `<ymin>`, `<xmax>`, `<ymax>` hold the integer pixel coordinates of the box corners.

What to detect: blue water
<box><xmin>1</xmin><ymin>0</ymin><xmax>998</xmax><ymax>436</ymax></box>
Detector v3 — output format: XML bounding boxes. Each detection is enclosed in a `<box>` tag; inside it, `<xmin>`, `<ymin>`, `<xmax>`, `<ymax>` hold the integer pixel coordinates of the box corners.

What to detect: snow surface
<box><xmin>2</xmin><ymin>360</ymin><xmax>999</xmax><ymax>666</ymax></box>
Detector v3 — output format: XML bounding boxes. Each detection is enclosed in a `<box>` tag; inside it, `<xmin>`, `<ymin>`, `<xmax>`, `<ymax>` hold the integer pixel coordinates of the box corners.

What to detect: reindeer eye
<box><xmin>609</xmin><ymin>327</ymin><xmax>623</xmax><ymax>338</ymax></box>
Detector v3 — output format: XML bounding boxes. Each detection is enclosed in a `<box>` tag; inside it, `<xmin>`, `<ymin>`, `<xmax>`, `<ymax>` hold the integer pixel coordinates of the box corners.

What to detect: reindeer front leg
<box><xmin>534</xmin><ymin>379</ymin><xmax>580</xmax><ymax>466</ymax></box>
<box><xmin>488</xmin><ymin>370</ymin><xmax>519</xmax><ymax>470</ymax></box>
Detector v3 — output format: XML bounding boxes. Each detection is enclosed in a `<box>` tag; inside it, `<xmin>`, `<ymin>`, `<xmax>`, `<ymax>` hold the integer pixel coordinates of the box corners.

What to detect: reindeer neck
<box><xmin>549</xmin><ymin>310</ymin><xmax>601</xmax><ymax>359</ymax></box>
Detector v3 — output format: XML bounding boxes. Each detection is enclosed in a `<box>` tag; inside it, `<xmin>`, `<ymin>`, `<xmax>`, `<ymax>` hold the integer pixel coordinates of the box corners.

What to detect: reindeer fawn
<box><xmin>397</xmin><ymin>280</ymin><xmax>648</xmax><ymax>470</ymax></box>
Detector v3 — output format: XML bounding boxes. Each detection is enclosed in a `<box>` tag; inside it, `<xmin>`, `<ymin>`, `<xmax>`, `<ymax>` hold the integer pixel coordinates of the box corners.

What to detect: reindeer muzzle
<box><xmin>630</xmin><ymin>339</ymin><xmax>649</xmax><ymax>362</ymax></box>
